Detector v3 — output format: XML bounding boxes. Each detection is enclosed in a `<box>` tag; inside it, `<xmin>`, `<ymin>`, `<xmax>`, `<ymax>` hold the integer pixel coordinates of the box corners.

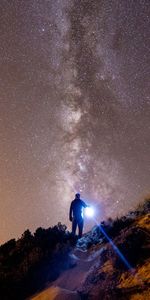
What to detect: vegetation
<box><xmin>0</xmin><ymin>198</ymin><xmax>149</xmax><ymax>300</ymax></box>
<box><xmin>78</xmin><ymin>199</ymin><xmax>150</xmax><ymax>300</ymax></box>
<box><xmin>0</xmin><ymin>223</ymin><xmax>76</xmax><ymax>300</ymax></box>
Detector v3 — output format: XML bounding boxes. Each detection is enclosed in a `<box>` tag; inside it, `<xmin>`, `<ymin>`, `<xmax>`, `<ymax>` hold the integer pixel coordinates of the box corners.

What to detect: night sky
<box><xmin>0</xmin><ymin>0</ymin><xmax>150</xmax><ymax>244</ymax></box>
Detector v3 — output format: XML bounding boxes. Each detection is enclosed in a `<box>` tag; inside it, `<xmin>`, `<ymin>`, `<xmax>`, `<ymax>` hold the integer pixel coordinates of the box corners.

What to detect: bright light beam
<box><xmin>93</xmin><ymin>217</ymin><xmax>135</xmax><ymax>273</ymax></box>
<box><xmin>85</xmin><ymin>206</ymin><xmax>94</xmax><ymax>218</ymax></box>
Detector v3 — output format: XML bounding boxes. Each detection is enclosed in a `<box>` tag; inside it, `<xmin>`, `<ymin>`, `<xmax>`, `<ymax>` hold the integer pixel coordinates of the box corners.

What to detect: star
<box><xmin>0</xmin><ymin>0</ymin><xmax>149</xmax><ymax>244</ymax></box>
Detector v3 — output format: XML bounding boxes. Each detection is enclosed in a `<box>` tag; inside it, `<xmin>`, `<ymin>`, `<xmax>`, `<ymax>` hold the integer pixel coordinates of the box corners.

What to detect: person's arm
<box><xmin>69</xmin><ymin>202</ymin><xmax>73</xmax><ymax>221</ymax></box>
<box><xmin>81</xmin><ymin>200</ymin><xmax>88</xmax><ymax>208</ymax></box>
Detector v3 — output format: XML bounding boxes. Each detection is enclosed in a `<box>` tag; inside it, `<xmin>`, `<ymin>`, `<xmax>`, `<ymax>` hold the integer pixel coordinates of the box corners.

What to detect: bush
<box><xmin>0</xmin><ymin>223</ymin><xmax>76</xmax><ymax>300</ymax></box>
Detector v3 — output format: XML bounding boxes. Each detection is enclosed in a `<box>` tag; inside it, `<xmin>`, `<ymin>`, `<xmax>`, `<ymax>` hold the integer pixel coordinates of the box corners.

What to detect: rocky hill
<box><xmin>0</xmin><ymin>199</ymin><xmax>150</xmax><ymax>300</ymax></box>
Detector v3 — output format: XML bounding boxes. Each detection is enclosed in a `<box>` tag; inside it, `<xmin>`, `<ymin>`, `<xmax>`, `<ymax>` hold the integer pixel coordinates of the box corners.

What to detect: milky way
<box><xmin>0</xmin><ymin>0</ymin><xmax>150</xmax><ymax>244</ymax></box>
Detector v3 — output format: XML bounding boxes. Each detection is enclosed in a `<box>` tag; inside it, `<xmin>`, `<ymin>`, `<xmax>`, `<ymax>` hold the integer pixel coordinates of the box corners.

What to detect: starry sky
<box><xmin>0</xmin><ymin>0</ymin><xmax>150</xmax><ymax>244</ymax></box>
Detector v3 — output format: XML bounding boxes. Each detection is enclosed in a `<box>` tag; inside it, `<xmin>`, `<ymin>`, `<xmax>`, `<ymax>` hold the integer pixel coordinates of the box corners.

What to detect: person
<box><xmin>69</xmin><ymin>193</ymin><xmax>88</xmax><ymax>238</ymax></box>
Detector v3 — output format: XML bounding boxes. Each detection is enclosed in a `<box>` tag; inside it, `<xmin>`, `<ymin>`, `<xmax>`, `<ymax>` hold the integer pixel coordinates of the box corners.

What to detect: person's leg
<box><xmin>72</xmin><ymin>218</ymin><xmax>77</xmax><ymax>235</ymax></box>
<box><xmin>78</xmin><ymin>218</ymin><xmax>84</xmax><ymax>238</ymax></box>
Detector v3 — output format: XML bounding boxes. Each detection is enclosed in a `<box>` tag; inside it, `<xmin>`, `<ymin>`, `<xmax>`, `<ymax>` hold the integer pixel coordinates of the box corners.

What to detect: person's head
<box><xmin>75</xmin><ymin>193</ymin><xmax>80</xmax><ymax>199</ymax></box>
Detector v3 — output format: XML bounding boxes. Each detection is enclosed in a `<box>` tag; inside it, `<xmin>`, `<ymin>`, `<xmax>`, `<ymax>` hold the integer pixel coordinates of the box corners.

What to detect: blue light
<box><xmin>99</xmin><ymin>224</ymin><xmax>133</xmax><ymax>271</ymax></box>
<box><xmin>85</xmin><ymin>206</ymin><xmax>94</xmax><ymax>217</ymax></box>
<box><xmin>93</xmin><ymin>217</ymin><xmax>134</xmax><ymax>272</ymax></box>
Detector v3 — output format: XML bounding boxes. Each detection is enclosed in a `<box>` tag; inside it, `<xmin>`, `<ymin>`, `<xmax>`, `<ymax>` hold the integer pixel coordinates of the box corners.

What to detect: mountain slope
<box><xmin>31</xmin><ymin>200</ymin><xmax>150</xmax><ymax>300</ymax></box>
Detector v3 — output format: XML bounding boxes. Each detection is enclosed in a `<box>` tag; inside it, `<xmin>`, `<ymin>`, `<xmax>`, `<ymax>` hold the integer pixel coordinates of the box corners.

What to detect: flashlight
<box><xmin>85</xmin><ymin>206</ymin><xmax>94</xmax><ymax>217</ymax></box>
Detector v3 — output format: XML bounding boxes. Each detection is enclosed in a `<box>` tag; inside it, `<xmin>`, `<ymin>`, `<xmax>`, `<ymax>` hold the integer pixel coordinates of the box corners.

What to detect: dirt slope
<box><xmin>30</xmin><ymin>206</ymin><xmax>150</xmax><ymax>300</ymax></box>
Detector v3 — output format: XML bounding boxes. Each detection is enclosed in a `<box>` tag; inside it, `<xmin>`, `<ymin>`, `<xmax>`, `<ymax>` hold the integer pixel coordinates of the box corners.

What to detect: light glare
<box><xmin>85</xmin><ymin>207</ymin><xmax>94</xmax><ymax>217</ymax></box>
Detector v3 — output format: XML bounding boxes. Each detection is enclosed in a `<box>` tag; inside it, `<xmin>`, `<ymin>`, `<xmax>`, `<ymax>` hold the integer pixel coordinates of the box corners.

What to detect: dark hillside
<box><xmin>0</xmin><ymin>223</ymin><xmax>76</xmax><ymax>300</ymax></box>
<box><xmin>0</xmin><ymin>199</ymin><xmax>150</xmax><ymax>300</ymax></box>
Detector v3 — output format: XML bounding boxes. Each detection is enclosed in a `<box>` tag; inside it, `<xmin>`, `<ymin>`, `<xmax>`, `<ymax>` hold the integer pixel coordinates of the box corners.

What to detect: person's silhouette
<box><xmin>69</xmin><ymin>193</ymin><xmax>88</xmax><ymax>238</ymax></box>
